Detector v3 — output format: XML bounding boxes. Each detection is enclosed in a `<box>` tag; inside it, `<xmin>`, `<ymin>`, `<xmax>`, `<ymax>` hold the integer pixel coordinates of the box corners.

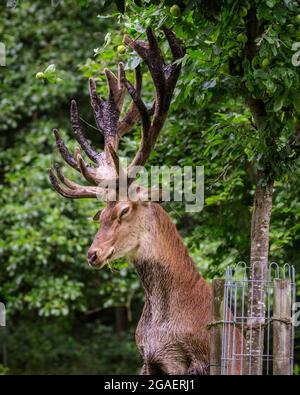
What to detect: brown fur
<box><xmin>134</xmin><ymin>204</ymin><xmax>212</xmax><ymax>374</ymax></box>
<box><xmin>89</xmin><ymin>201</ymin><xmax>212</xmax><ymax>374</ymax></box>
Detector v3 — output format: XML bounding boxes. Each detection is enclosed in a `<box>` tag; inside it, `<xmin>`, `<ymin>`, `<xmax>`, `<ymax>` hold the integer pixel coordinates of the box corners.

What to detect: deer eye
<box><xmin>119</xmin><ymin>206</ymin><xmax>131</xmax><ymax>219</ymax></box>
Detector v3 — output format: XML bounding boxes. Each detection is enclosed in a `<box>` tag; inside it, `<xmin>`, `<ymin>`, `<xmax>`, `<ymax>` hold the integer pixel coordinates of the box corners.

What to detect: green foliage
<box><xmin>0</xmin><ymin>0</ymin><xmax>141</xmax><ymax>374</ymax></box>
<box><xmin>0</xmin><ymin>0</ymin><xmax>299</xmax><ymax>374</ymax></box>
<box><xmin>112</xmin><ymin>0</ymin><xmax>300</xmax><ymax>267</ymax></box>
<box><xmin>36</xmin><ymin>64</ymin><xmax>62</xmax><ymax>84</ymax></box>
<box><xmin>5</xmin><ymin>321</ymin><xmax>140</xmax><ymax>374</ymax></box>
<box><xmin>0</xmin><ymin>364</ymin><xmax>9</xmax><ymax>375</ymax></box>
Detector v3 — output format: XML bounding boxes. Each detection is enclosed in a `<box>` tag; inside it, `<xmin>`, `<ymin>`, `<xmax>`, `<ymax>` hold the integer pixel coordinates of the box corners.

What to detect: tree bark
<box><xmin>209</xmin><ymin>279</ymin><xmax>225</xmax><ymax>375</ymax></box>
<box><xmin>273</xmin><ymin>279</ymin><xmax>292</xmax><ymax>375</ymax></box>
<box><xmin>244</xmin><ymin>179</ymin><xmax>273</xmax><ymax>375</ymax></box>
<box><xmin>242</xmin><ymin>5</ymin><xmax>276</xmax><ymax>376</ymax></box>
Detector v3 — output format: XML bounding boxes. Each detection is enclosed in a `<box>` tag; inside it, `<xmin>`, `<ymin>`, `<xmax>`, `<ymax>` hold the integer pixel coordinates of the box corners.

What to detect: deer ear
<box><xmin>93</xmin><ymin>210</ymin><xmax>102</xmax><ymax>221</ymax></box>
<box><xmin>130</xmin><ymin>185</ymin><xmax>151</xmax><ymax>202</ymax></box>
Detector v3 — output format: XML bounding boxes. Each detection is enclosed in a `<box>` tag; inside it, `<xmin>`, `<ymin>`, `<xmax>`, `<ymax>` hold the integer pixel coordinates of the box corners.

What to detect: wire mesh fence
<box><xmin>218</xmin><ymin>262</ymin><xmax>296</xmax><ymax>375</ymax></box>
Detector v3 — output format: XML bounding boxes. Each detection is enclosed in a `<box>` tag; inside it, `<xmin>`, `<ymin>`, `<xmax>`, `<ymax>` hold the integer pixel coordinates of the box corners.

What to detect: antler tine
<box><xmin>70</xmin><ymin>100</ymin><xmax>101</xmax><ymax>163</ymax></box>
<box><xmin>48</xmin><ymin>168</ymin><xmax>99</xmax><ymax>199</ymax></box>
<box><xmin>53</xmin><ymin>128</ymin><xmax>99</xmax><ymax>184</ymax></box>
<box><xmin>73</xmin><ymin>147</ymin><xmax>99</xmax><ymax>185</ymax></box>
<box><xmin>53</xmin><ymin>128</ymin><xmax>79</xmax><ymax>171</ymax></box>
<box><xmin>54</xmin><ymin>162</ymin><xmax>79</xmax><ymax>190</ymax></box>
<box><xmin>118</xmin><ymin>63</ymin><xmax>152</xmax><ymax>176</ymax></box>
<box><xmin>106</xmin><ymin>143</ymin><xmax>130</xmax><ymax>185</ymax></box>
<box><xmin>54</xmin><ymin>162</ymin><xmax>114</xmax><ymax>200</ymax></box>
<box><xmin>74</xmin><ymin>147</ymin><xmax>120</xmax><ymax>188</ymax></box>
<box><xmin>124</xmin><ymin>28</ymin><xmax>166</xmax><ymax>112</ymax></box>
<box><xmin>49</xmin><ymin>27</ymin><xmax>184</xmax><ymax>201</ymax></box>
<box><xmin>54</xmin><ymin>162</ymin><xmax>104</xmax><ymax>194</ymax></box>
<box><xmin>89</xmin><ymin>78</ymin><xmax>105</xmax><ymax>136</ymax></box>
<box><xmin>123</xmin><ymin>27</ymin><xmax>185</xmax><ymax>178</ymax></box>
<box><xmin>118</xmin><ymin>65</ymin><xmax>144</xmax><ymax>137</ymax></box>
<box><xmin>162</xmin><ymin>25</ymin><xmax>185</xmax><ymax>62</ymax></box>
<box><xmin>119</xmin><ymin>63</ymin><xmax>151</xmax><ymax>132</ymax></box>
<box><xmin>89</xmin><ymin>66</ymin><xmax>125</xmax><ymax>149</ymax></box>
<box><xmin>107</xmin><ymin>144</ymin><xmax>121</xmax><ymax>177</ymax></box>
<box><xmin>161</xmin><ymin>25</ymin><xmax>185</xmax><ymax>93</ymax></box>
<box><xmin>134</xmin><ymin>63</ymin><xmax>142</xmax><ymax>95</ymax></box>
<box><xmin>52</xmin><ymin>69</ymin><xmax>127</xmax><ymax>194</ymax></box>
<box><xmin>105</xmin><ymin>64</ymin><xmax>125</xmax><ymax>112</ymax></box>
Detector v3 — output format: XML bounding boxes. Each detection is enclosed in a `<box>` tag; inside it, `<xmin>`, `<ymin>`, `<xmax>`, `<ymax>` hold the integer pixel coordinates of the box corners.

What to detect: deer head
<box><xmin>48</xmin><ymin>26</ymin><xmax>185</xmax><ymax>268</ymax></box>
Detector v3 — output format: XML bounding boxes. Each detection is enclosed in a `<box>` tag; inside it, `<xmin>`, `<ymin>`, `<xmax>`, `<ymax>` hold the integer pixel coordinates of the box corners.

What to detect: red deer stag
<box><xmin>48</xmin><ymin>27</ymin><xmax>213</xmax><ymax>375</ymax></box>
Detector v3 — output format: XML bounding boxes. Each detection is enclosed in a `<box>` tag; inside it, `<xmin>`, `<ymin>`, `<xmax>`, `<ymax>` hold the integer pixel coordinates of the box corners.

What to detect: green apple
<box><xmin>117</xmin><ymin>45</ymin><xmax>126</xmax><ymax>54</ymax></box>
<box><xmin>261</xmin><ymin>58</ymin><xmax>270</xmax><ymax>68</ymax></box>
<box><xmin>239</xmin><ymin>7</ymin><xmax>248</xmax><ymax>18</ymax></box>
<box><xmin>295</xmin><ymin>14</ymin><xmax>300</xmax><ymax>24</ymax></box>
<box><xmin>237</xmin><ymin>33</ymin><xmax>248</xmax><ymax>43</ymax></box>
<box><xmin>170</xmin><ymin>5</ymin><xmax>181</xmax><ymax>17</ymax></box>
<box><xmin>36</xmin><ymin>72</ymin><xmax>45</xmax><ymax>80</ymax></box>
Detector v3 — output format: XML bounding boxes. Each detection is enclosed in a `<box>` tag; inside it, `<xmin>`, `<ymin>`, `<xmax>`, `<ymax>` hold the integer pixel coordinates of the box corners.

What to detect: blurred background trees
<box><xmin>0</xmin><ymin>0</ymin><xmax>299</xmax><ymax>374</ymax></box>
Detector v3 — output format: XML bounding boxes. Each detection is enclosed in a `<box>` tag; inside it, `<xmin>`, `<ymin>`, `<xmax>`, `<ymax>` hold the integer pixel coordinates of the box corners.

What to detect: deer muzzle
<box><xmin>87</xmin><ymin>246</ymin><xmax>115</xmax><ymax>268</ymax></box>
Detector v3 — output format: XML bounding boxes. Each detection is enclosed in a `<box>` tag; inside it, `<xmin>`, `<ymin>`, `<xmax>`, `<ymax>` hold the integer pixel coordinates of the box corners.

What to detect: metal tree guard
<box><xmin>209</xmin><ymin>262</ymin><xmax>296</xmax><ymax>375</ymax></box>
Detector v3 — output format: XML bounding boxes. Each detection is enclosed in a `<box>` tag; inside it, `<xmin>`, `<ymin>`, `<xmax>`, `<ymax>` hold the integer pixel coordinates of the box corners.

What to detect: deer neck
<box><xmin>132</xmin><ymin>204</ymin><xmax>201</xmax><ymax>312</ymax></box>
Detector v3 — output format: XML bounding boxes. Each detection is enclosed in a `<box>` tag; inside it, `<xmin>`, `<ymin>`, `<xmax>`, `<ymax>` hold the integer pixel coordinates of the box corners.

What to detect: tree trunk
<box><xmin>273</xmin><ymin>279</ymin><xmax>292</xmax><ymax>375</ymax></box>
<box><xmin>244</xmin><ymin>179</ymin><xmax>273</xmax><ymax>375</ymax></box>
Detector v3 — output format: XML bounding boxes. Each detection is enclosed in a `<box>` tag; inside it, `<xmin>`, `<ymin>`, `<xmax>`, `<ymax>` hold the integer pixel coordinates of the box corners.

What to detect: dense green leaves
<box><xmin>0</xmin><ymin>0</ymin><xmax>143</xmax><ymax>374</ymax></box>
<box><xmin>0</xmin><ymin>0</ymin><xmax>299</xmax><ymax>374</ymax></box>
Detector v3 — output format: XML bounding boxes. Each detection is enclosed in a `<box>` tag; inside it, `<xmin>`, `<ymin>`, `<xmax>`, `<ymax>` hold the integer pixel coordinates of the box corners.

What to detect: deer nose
<box><xmin>87</xmin><ymin>250</ymin><xmax>98</xmax><ymax>266</ymax></box>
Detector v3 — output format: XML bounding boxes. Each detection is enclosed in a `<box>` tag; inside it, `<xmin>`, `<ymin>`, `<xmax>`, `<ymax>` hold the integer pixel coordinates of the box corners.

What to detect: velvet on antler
<box><xmin>48</xmin><ymin>26</ymin><xmax>185</xmax><ymax>200</ymax></box>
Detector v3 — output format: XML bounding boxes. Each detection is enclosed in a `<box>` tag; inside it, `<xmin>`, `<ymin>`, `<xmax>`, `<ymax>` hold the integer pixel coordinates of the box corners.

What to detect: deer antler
<box><xmin>117</xmin><ymin>65</ymin><xmax>144</xmax><ymax>137</ymax></box>
<box><xmin>48</xmin><ymin>26</ymin><xmax>184</xmax><ymax>200</ymax></box>
<box><xmin>123</xmin><ymin>26</ymin><xmax>185</xmax><ymax>179</ymax></box>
